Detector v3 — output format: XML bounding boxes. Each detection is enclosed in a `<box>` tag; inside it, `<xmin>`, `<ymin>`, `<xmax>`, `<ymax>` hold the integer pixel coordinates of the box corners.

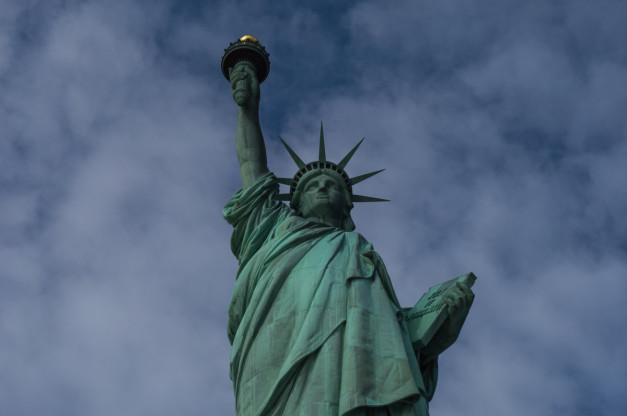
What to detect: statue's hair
<box><xmin>291</xmin><ymin>169</ymin><xmax>355</xmax><ymax>232</ymax></box>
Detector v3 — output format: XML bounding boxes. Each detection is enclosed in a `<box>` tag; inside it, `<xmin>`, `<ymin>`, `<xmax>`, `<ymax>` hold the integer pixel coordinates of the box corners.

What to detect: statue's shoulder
<box><xmin>268</xmin><ymin>210</ymin><xmax>304</xmax><ymax>237</ymax></box>
<box><xmin>342</xmin><ymin>229</ymin><xmax>375</xmax><ymax>250</ymax></box>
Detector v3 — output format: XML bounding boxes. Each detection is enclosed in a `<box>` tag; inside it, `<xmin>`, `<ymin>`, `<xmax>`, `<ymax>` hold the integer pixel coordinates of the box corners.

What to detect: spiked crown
<box><xmin>277</xmin><ymin>123</ymin><xmax>388</xmax><ymax>208</ymax></box>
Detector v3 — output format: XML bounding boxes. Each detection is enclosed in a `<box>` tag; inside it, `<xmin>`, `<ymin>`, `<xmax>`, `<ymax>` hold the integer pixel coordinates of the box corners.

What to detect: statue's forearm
<box><xmin>420</xmin><ymin>327</ymin><xmax>455</xmax><ymax>361</ymax></box>
<box><xmin>236</xmin><ymin>106</ymin><xmax>269</xmax><ymax>189</ymax></box>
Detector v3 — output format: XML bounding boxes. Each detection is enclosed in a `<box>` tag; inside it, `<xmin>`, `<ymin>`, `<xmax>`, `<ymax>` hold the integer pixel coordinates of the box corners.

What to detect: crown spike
<box><xmin>338</xmin><ymin>138</ymin><xmax>365</xmax><ymax>169</ymax></box>
<box><xmin>279</xmin><ymin>136</ymin><xmax>306</xmax><ymax>169</ymax></box>
<box><xmin>352</xmin><ymin>195</ymin><xmax>390</xmax><ymax>203</ymax></box>
<box><xmin>319</xmin><ymin>121</ymin><xmax>326</xmax><ymax>162</ymax></box>
<box><xmin>276</xmin><ymin>194</ymin><xmax>292</xmax><ymax>201</ymax></box>
<box><xmin>276</xmin><ymin>177</ymin><xmax>294</xmax><ymax>186</ymax></box>
<box><xmin>350</xmin><ymin>169</ymin><xmax>385</xmax><ymax>185</ymax></box>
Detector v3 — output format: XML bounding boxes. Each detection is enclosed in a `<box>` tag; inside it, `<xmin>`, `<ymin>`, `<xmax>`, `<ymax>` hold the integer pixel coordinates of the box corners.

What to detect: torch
<box><xmin>221</xmin><ymin>35</ymin><xmax>270</xmax><ymax>105</ymax></box>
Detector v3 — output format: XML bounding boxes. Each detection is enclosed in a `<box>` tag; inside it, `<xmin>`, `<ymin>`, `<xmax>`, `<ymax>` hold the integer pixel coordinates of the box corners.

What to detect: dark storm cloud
<box><xmin>1</xmin><ymin>0</ymin><xmax>625</xmax><ymax>415</ymax></box>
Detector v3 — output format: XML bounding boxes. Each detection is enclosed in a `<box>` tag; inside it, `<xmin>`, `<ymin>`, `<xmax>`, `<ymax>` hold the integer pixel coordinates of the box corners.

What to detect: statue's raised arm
<box><xmin>221</xmin><ymin>36</ymin><xmax>271</xmax><ymax>189</ymax></box>
<box><xmin>230</xmin><ymin>62</ymin><xmax>268</xmax><ymax>189</ymax></box>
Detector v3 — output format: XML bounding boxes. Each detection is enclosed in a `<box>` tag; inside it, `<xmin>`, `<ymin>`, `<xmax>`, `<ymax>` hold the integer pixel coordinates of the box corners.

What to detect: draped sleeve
<box><xmin>223</xmin><ymin>172</ymin><xmax>291</xmax><ymax>272</ymax></box>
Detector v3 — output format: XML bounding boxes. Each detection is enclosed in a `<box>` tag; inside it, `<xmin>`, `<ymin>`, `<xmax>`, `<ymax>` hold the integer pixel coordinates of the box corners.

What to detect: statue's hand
<box><xmin>229</xmin><ymin>61</ymin><xmax>259</xmax><ymax>109</ymax></box>
<box><xmin>425</xmin><ymin>282</ymin><xmax>475</xmax><ymax>356</ymax></box>
<box><xmin>443</xmin><ymin>281</ymin><xmax>474</xmax><ymax>331</ymax></box>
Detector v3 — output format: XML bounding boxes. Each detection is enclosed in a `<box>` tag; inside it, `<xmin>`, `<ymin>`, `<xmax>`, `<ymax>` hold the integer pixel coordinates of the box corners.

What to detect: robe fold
<box><xmin>224</xmin><ymin>173</ymin><xmax>437</xmax><ymax>416</ymax></box>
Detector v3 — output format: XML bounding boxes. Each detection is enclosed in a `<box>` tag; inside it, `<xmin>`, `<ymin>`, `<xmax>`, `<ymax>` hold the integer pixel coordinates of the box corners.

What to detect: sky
<box><xmin>1</xmin><ymin>0</ymin><xmax>626</xmax><ymax>415</ymax></box>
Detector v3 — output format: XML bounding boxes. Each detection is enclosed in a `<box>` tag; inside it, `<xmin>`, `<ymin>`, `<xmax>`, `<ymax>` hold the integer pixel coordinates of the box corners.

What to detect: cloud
<box><xmin>1</xmin><ymin>0</ymin><xmax>626</xmax><ymax>415</ymax></box>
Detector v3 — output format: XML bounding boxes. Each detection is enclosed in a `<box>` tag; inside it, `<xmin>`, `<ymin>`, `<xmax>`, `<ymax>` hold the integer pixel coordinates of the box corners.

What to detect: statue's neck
<box><xmin>304</xmin><ymin>215</ymin><xmax>343</xmax><ymax>229</ymax></box>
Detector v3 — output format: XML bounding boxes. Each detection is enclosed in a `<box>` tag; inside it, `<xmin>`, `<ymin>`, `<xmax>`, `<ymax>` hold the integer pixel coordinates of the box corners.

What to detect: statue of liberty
<box><xmin>222</xmin><ymin>36</ymin><xmax>475</xmax><ymax>416</ymax></box>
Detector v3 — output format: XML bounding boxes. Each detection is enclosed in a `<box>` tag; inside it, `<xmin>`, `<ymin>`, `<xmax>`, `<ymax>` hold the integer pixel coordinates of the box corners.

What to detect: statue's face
<box><xmin>299</xmin><ymin>173</ymin><xmax>346</xmax><ymax>221</ymax></box>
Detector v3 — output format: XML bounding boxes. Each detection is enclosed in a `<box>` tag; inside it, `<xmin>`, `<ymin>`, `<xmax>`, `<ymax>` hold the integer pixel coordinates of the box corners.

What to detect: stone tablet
<box><xmin>405</xmin><ymin>272</ymin><xmax>477</xmax><ymax>349</ymax></box>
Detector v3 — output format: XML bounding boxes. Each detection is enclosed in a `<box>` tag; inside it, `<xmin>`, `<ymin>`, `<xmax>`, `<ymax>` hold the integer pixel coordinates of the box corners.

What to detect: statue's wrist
<box><xmin>238</xmin><ymin>104</ymin><xmax>260</xmax><ymax>118</ymax></box>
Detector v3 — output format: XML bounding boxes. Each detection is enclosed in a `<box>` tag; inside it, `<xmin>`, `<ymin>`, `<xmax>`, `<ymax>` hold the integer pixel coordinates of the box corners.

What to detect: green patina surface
<box><xmin>221</xmin><ymin>37</ymin><xmax>474</xmax><ymax>416</ymax></box>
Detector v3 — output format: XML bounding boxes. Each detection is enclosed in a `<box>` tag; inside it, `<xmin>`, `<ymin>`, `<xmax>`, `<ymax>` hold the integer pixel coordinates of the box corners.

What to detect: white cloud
<box><xmin>1</xmin><ymin>0</ymin><xmax>626</xmax><ymax>415</ymax></box>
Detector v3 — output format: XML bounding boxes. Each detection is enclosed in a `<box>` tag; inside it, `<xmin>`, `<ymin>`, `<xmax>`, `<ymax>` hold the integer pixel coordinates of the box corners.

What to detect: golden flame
<box><xmin>239</xmin><ymin>35</ymin><xmax>259</xmax><ymax>43</ymax></box>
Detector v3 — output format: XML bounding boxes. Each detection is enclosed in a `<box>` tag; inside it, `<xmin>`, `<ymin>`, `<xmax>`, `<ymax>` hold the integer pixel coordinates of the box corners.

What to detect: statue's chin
<box><xmin>234</xmin><ymin>89</ymin><xmax>250</xmax><ymax>106</ymax></box>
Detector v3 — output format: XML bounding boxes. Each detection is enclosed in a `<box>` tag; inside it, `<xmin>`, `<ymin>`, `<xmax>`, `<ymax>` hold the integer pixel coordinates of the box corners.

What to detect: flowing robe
<box><xmin>224</xmin><ymin>173</ymin><xmax>437</xmax><ymax>416</ymax></box>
